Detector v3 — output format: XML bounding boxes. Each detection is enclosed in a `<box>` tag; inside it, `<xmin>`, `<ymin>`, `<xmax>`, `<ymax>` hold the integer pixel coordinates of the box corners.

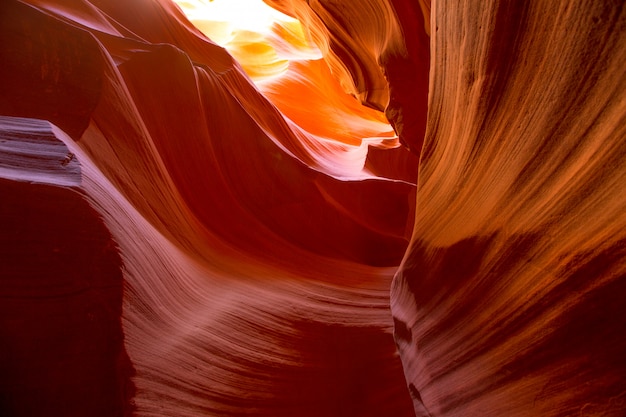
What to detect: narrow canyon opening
<box><xmin>1</xmin><ymin>0</ymin><xmax>624</xmax><ymax>416</ymax></box>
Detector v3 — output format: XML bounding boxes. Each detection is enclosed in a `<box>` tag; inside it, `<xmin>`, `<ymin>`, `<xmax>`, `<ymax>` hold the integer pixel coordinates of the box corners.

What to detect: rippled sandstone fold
<box><xmin>393</xmin><ymin>1</ymin><xmax>626</xmax><ymax>416</ymax></box>
<box><xmin>1</xmin><ymin>0</ymin><xmax>625</xmax><ymax>416</ymax></box>
<box><xmin>0</xmin><ymin>116</ymin><xmax>134</xmax><ymax>416</ymax></box>
<box><xmin>0</xmin><ymin>0</ymin><xmax>416</xmax><ymax>415</ymax></box>
<box><xmin>264</xmin><ymin>0</ymin><xmax>431</xmax><ymax>153</ymax></box>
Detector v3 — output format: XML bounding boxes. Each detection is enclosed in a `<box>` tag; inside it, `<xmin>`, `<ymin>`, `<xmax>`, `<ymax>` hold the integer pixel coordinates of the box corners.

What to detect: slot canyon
<box><xmin>1</xmin><ymin>0</ymin><xmax>625</xmax><ymax>415</ymax></box>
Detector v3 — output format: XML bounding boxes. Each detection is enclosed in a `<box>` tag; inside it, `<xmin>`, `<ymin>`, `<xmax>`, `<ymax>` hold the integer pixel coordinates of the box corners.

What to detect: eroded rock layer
<box><xmin>0</xmin><ymin>0</ymin><xmax>415</xmax><ymax>415</ymax></box>
<box><xmin>265</xmin><ymin>0</ymin><xmax>431</xmax><ymax>152</ymax></box>
<box><xmin>1</xmin><ymin>0</ymin><xmax>625</xmax><ymax>416</ymax></box>
<box><xmin>393</xmin><ymin>1</ymin><xmax>626</xmax><ymax>416</ymax></box>
<box><xmin>0</xmin><ymin>116</ymin><xmax>133</xmax><ymax>417</ymax></box>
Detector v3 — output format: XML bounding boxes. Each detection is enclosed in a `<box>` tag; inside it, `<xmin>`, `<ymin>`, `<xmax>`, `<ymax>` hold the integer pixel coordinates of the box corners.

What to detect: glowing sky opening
<box><xmin>174</xmin><ymin>0</ymin><xmax>397</xmax><ymax>155</ymax></box>
<box><xmin>175</xmin><ymin>0</ymin><xmax>296</xmax><ymax>38</ymax></box>
<box><xmin>173</xmin><ymin>0</ymin><xmax>322</xmax><ymax>72</ymax></box>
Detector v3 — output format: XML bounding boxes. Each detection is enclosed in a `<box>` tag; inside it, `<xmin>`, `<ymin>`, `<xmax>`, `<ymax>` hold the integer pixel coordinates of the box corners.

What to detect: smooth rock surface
<box><xmin>1</xmin><ymin>0</ymin><xmax>624</xmax><ymax>416</ymax></box>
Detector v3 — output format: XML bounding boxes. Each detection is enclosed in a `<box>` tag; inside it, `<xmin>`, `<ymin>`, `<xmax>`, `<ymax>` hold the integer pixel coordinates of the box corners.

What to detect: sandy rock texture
<box><xmin>1</xmin><ymin>0</ymin><xmax>624</xmax><ymax>416</ymax></box>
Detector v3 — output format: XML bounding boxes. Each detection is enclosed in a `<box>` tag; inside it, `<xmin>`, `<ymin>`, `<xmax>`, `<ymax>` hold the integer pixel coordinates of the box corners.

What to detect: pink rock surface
<box><xmin>392</xmin><ymin>1</ymin><xmax>626</xmax><ymax>416</ymax></box>
<box><xmin>1</xmin><ymin>0</ymin><xmax>413</xmax><ymax>415</ymax></box>
<box><xmin>1</xmin><ymin>0</ymin><xmax>624</xmax><ymax>416</ymax></box>
<box><xmin>0</xmin><ymin>116</ymin><xmax>133</xmax><ymax>417</ymax></box>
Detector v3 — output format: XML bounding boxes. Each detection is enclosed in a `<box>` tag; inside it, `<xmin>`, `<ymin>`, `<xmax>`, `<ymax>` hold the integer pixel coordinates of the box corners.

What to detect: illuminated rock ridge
<box><xmin>0</xmin><ymin>0</ymin><xmax>624</xmax><ymax>416</ymax></box>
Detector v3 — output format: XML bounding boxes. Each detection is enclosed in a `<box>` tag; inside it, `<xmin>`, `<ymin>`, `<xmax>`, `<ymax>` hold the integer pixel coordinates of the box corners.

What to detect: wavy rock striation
<box><xmin>0</xmin><ymin>0</ymin><xmax>625</xmax><ymax>416</ymax></box>
<box><xmin>1</xmin><ymin>0</ymin><xmax>414</xmax><ymax>415</ymax></box>
<box><xmin>392</xmin><ymin>1</ymin><xmax>626</xmax><ymax>416</ymax></box>
<box><xmin>0</xmin><ymin>116</ymin><xmax>133</xmax><ymax>417</ymax></box>
<box><xmin>265</xmin><ymin>0</ymin><xmax>430</xmax><ymax>153</ymax></box>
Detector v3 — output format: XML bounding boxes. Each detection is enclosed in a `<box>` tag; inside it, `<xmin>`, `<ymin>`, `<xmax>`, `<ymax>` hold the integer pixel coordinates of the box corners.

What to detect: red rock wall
<box><xmin>0</xmin><ymin>117</ymin><xmax>133</xmax><ymax>416</ymax></box>
<box><xmin>1</xmin><ymin>0</ymin><xmax>625</xmax><ymax>416</ymax></box>
<box><xmin>392</xmin><ymin>1</ymin><xmax>626</xmax><ymax>415</ymax></box>
<box><xmin>265</xmin><ymin>0</ymin><xmax>431</xmax><ymax>152</ymax></box>
<box><xmin>0</xmin><ymin>0</ymin><xmax>415</xmax><ymax>415</ymax></box>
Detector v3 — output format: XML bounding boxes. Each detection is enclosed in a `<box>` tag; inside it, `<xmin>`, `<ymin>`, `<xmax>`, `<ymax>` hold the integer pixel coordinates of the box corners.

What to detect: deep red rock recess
<box><xmin>1</xmin><ymin>0</ymin><xmax>625</xmax><ymax>416</ymax></box>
